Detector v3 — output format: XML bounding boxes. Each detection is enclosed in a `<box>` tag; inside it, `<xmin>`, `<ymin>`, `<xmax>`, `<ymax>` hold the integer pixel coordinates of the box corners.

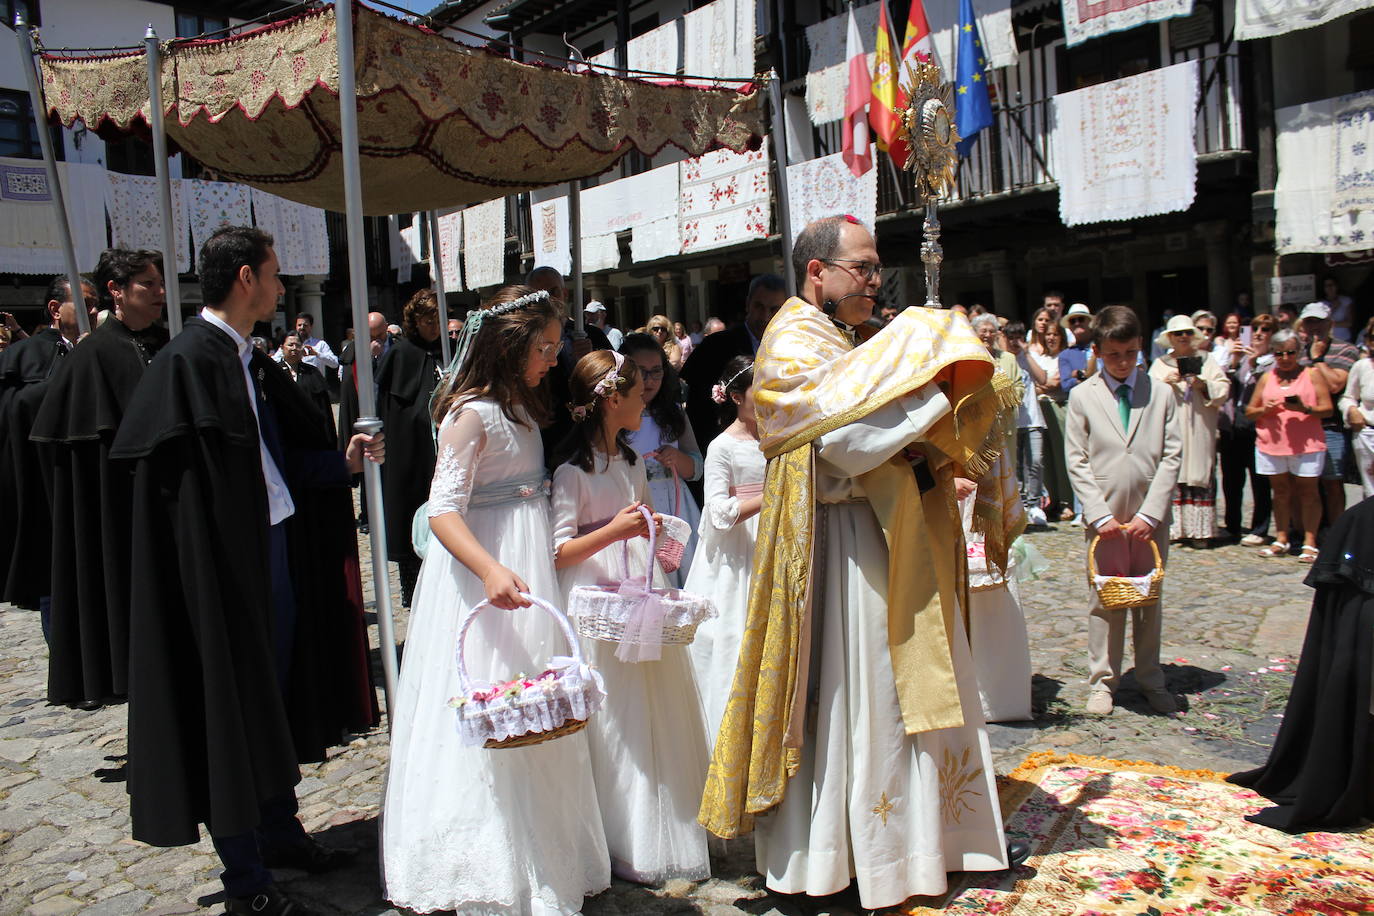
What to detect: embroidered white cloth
<box><xmin>629</xmin><ymin>217</ymin><xmax>681</xmax><ymax>263</ymax></box>
<box><xmin>580</xmin><ymin>233</ymin><xmax>621</xmax><ymax>273</ymax></box>
<box><xmin>804</xmin><ymin>4</ymin><xmax>880</xmax><ymax>125</ymax></box>
<box><xmin>1236</xmin><ymin>0</ymin><xmax>1374</xmax><ymax>40</ymax></box>
<box><xmin>187</xmin><ymin>179</ymin><xmax>252</xmax><ymax>257</ymax></box>
<box><xmin>462</xmin><ymin>197</ymin><xmax>506</xmax><ymax>290</ymax></box>
<box><xmin>785</xmin><ymin>151</ymin><xmax>878</xmax><ymax>240</ymax></box>
<box><xmin>1052</xmin><ymin>60</ymin><xmax>1198</xmax><ymax>227</ymax></box>
<box><xmin>581</xmin><ymin>166</ymin><xmax>678</xmax><ymax>235</ymax></box>
<box><xmin>628</xmin><ymin>19</ymin><xmax>680</xmax><ymax>78</ymax></box>
<box><xmin>1062</xmin><ymin>0</ymin><xmax>1194</xmax><ymax>48</ymax></box>
<box><xmin>678</xmin><ymin>144</ymin><xmax>771</xmax><ymax>253</ymax></box>
<box><xmin>587</xmin><ymin>48</ymin><xmax>618</xmax><ymax>72</ymax></box>
<box><xmin>1275</xmin><ymin>88</ymin><xmax>1374</xmax><ymax>255</ymax></box>
<box><xmin>433</xmin><ymin>208</ymin><xmax>463</xmax><ymax>291</ymax></box>
<box><xmin>529</xmin><ymin>192</ymin><xmax>571</xmax><ymax>276</ymax></box>
<box><xmin>249</xmin><ymin>188</ymin><xmax>329</xmax><ymax>276</ymax></box>
<box><xmin>927</xmin><ymin>0</ymin><xmax>1017</xmax><ymax>76</ymax></box>
<box><xmin>1334</xmin><ymin>92</ymin><xmax>1374</xmax><ymax>215</ymax></box>
<box><xmin>682</xmin><ymin>0</ymin><xmax>754</xmax><ymax>85</ymax></box>
<box><xmin>0</xmin><ymin>159</ymin><xmax>108</xmax><ymax>275</ymax></box>
<box><xmin>1093</xmin><ymin>573</ymin><xmax>1155</xmax><ymax>599</ymax></box>
<box><xmin>104</xmin><ymin>170</ymin><xmax>191</xmax><ymax>273</ymax></box>
<box><xmin>400</xmin><ymin>219</ymin><xmax>424</xmax><ymax>282</ymax></box>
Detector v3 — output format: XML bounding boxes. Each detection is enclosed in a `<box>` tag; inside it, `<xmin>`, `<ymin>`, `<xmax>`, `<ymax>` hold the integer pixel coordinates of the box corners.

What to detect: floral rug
<box><xmin>905</xmin><ymin>752</ymin><xmax>1374</xmax><ymax>915</ymax></box>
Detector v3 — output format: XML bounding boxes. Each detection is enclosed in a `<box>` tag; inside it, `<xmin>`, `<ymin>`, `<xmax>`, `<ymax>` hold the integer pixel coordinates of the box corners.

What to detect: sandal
<box><xmin>1258</xmin><ymin>542</ymin><xmax>1291</xmax><ymax>558</ymax></box>
<box><xmin>1299</xmin><ymin>545</ymin><xmax>1319</xmax><ymax>564</ymax></box>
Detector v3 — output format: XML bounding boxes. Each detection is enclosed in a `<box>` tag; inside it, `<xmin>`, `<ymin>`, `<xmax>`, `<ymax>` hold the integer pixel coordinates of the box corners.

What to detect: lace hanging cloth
<box><xmin>462</xmin><ymin>198</ymin><xmax>506</xmax><ymax>291</ymax></box>
<box><xmin>785</xmin><ymin>151</ymin><xmax>878</xmax><ymax>240</ymax></box>
<box><xmin>250</xmin><ymin>187</ymin><xmax>329</xmax><ymax>276</ymax></box>
<box><xmin>1063</xmin><ymin>0</ymin><xmax>1193</xmax><ymax>48</ymax></box>
<box><xmin>104</xmin><ymin>171</ymin><xmax>191</xmax><ymax>273</ymax></box>
<box><xmin>1275</xmin><ymin>88</ymin><xmax>1374</xmax><ymax>255</ymax></box>
<box><xmin>678</xmin><ymin>144</ymin><xmax>770</xmax><ymax>254</ymax></box>
<box><xmin>187</xmin><ymin>179</ymin><xmax>252</xmax><ymax>257</ymax></box>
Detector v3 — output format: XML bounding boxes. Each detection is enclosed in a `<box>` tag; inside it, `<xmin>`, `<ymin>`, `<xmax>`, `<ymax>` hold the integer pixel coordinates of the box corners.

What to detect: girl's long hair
<box><xmin>430</xmin><ymin>285</ymin><xmax>563</xmax><ymax>428</ymax></box>
<box><xmin>618</xmin><ymin>332</ymin><xmax>686</xmax><ymax>443</ymax></box>
<box><xmin>554</xmin><ymin>351</ymin><xmax>641</xmax><ymax>472</ymax></box>
<box><xmin>715</xmin><ymin>355</ymin><xmax>754</xmax><ymax>426</ymax></box>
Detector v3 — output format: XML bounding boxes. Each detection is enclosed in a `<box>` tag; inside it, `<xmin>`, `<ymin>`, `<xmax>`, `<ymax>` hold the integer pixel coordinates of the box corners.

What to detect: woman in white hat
<box><xmin>1149</xmin><ymin>314</ymin><xmax>1231</xmax><ymax>547</ymax></box>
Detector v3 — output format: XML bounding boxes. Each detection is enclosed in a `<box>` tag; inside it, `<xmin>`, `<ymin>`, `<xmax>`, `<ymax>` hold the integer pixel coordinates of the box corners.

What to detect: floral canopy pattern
<box><xmin>38</xmin><ymin>3</ymin><xmax>763</xmax><ymax>216</ymax></box>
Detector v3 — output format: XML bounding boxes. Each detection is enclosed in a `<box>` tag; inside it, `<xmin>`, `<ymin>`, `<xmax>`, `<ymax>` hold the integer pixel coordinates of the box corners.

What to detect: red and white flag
<box><xmin>842</xmin><ymin>5</ymin><xmax>872</xmax><ymax>178</ymax></box>
<box><xmin>901</xmin><ymin>0</ymin><xmax>938</xmax><ymax>73</ymax></box>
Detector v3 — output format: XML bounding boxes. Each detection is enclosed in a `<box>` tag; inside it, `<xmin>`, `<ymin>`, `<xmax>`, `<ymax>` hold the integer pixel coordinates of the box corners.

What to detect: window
<box><xmin>3</xmin><ymin>0</ymin><xmax>41</xmax><ymax>27</ymax></box>
<box><xmin>104</xmin><ymin>136</ymin><xmax>156</xmax><ymax>176</ymax></box>
<box><xmin>175</xmin><ymin>10</ymin><xmax>229</xmax><ymax>39</ymax></box>
<box><xmin>0</xmin><ymin>89</ymin><xmax>59</xmax><ymax>161</ymax></box>
<box><xmin>1059</xmin><ymin>26</ymin><xmax>1160</xmax><ymax>91</ymax></box>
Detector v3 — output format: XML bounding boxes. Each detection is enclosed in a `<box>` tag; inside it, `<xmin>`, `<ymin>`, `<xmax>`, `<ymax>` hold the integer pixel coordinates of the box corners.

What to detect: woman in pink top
<box><xmin>1245</xmin><ymin>329</ymin><xmax>1332</xmax><ymax>562</ymax></box>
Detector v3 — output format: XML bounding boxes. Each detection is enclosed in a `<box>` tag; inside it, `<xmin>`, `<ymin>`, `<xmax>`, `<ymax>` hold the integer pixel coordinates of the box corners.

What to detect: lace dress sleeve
<box><xmin>702</xmin><ymin>439</ymin><xmax>741</xmax><ymax>532</ymax></box>
<box><xmin>427</xmin><ymin>407</ymin><xmax>487</xmax><ymax>518</ymax></box>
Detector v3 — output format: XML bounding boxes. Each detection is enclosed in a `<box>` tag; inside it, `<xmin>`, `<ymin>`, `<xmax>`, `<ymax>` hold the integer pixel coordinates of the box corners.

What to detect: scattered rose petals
<box><xmin>1202</xmin><ymin>713</ymin><xmax>1219</xmax><ymax>720</ymax></box>
<box><xmin>1257</xmin><ymin>667</ymin><xmax>1269</xmax><ymax>673</ymax></box>
<box><xmin>1220</xmin><ymin>665</ymin><xmax>1232</xmax><ymax>671</ymax></box>
<box><xmin>1183</xmin><ymin>726</ymin><xmax>1199</xmax><ymax>732</ymax></box>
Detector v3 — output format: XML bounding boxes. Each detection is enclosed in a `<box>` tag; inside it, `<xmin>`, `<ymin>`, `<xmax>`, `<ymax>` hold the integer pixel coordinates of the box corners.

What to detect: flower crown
<box><xmin>710</xmin><ymin>361</ymin><xmax>754</xmax><ymax>404</ymax></box>
<box><xmin>569</xmin><ymin>351</ymin><xmax>626</xmax><ymax>422</ymax></box>
<box><xmin>428</xmin><ymin>288</ymin><xmax>554</xmax><ymax>418</ymax></box>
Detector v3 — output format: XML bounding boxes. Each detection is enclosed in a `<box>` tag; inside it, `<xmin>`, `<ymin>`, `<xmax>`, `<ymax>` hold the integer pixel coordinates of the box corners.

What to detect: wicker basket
<box><xmin>1088</xmin><ymin>536</ymin><xmax>1164</xmax><ymax>610</ymax></box>
<box><xmin>451</xmin><ymin>594</ymin><xmax>605</xmax><ymax>749</ymax></box>
<box><xmin>568</xmin><ymin>506</ymin><xmax>716</xmax><ymax>659</ymax></box>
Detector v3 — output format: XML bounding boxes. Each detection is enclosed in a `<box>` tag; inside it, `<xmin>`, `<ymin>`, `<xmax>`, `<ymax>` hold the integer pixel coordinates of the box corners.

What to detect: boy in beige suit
<box><xmin>1065</xmin><ymin>306</ymin><xmax>1183</xmax><ymax>716</ymax></box>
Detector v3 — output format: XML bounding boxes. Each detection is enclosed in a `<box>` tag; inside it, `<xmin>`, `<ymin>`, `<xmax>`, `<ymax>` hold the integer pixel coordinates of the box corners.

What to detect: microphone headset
<box><xmin>822</xmin><ymin>292</ymin><xmax>878</xmax><ymax>314</ymax></box>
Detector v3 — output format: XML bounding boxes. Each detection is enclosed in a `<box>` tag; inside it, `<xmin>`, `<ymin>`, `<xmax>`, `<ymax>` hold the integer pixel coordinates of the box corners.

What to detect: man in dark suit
<box><xmin>680</xmin><ymin>273</ymin><xmax>787</xmax><ymax>448</ymax></box>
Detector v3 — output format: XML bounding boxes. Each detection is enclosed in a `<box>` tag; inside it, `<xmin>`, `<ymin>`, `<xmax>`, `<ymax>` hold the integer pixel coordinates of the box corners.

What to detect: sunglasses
<box><xmin>1274</xmin><ymin>348</ymin><xmax>1300</xmax><ymax>356</ymax></box>
<box><xmin>1066</xmin><ymin>317</ymin><xmax>1089</xmax><ymax>326</ymax></box>
<box><xmin>1196</xmin><ymin>326</ymin><xmax>1216</xmax><ymax>334</ymax></box>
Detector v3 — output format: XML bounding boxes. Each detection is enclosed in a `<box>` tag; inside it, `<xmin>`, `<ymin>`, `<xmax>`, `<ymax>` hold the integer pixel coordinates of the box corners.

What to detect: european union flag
<box><xmin>954</xmin><ymin>0</ymin><xmax>993</xmax><ymax>158</ymax></box>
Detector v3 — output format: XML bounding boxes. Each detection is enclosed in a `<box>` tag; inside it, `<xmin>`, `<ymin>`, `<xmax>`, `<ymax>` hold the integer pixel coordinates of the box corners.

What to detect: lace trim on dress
<box><xmin>428</xmin><ymin>443</ymin><xmax>475</xmax><ymax>517</ymax></box>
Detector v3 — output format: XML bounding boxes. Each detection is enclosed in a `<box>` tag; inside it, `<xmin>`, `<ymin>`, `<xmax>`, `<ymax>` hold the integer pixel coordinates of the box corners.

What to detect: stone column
<box><xmin>989</xmin><ymin>254</ymin><xmax>1017</xmax><ymax>317</ymax></box>
<box><xmin>297</xmin><ymin>274</ymin><xmax>327</xmax><ymax>330</ymax></box>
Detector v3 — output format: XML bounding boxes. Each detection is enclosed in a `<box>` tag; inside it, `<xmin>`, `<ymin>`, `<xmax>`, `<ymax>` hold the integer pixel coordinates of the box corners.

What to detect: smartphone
<box><xmin>1284</xmin><ymin>394</ymin><xmax>1302</xmax><ymax>408</ymax></box>
<box><xmin>1240</xmin><ymin>326</ymin><xmax>1253</xmax><ymax>349</ymax></box>
<box><xmin>1176</xmin><ymin>355</ymin><xmax>1203</xmax><ymax>376</ymax></box>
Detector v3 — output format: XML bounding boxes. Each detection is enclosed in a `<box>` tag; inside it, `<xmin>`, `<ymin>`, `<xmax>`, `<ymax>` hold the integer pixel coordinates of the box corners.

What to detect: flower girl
<box><xmin>683</xmin><ymin>357</ymin><xmax>766</xmax><ymax>744</ymax></box>
<box><xmin>552</xmin><ymin>350</ymin><xmax>712</xmax><ymax>885</ymax></box>
<box><xmin>382</xmin><ymin>287</ymin><xmax>610</xmax><ymax>915</ymax></box>
<box><xmin>620</xmin><ymin>333</ymin><xmax>703</xmax><ymax>585</ymax></box>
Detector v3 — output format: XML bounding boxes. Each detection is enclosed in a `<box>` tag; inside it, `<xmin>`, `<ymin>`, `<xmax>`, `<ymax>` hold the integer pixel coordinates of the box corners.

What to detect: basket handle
<box><xmin>455</xmin><ymin>593</ymin><xmax>583</xmax><ymax>698</ymax></box>
<box><xmin>1088</xmin><ymin>534</ymin><xmax>1165</xmax><ymax>578</ymax></box>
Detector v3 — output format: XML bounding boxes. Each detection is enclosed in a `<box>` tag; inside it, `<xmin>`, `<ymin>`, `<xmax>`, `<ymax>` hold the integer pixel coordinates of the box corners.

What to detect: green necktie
<box><xmin>1117</xmin><ymin>382</ymin><xmax>1131</xmax><ymax>432</ymax></box>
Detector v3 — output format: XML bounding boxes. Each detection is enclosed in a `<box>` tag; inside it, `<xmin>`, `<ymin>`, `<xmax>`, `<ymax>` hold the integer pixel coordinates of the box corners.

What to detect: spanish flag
<box><xmin>870</xmin><ymin>1</ymin><xmax>910</xmax><ymax>169</ymax></box>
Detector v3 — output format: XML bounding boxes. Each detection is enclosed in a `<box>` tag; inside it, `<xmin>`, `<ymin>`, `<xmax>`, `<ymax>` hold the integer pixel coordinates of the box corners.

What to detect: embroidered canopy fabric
<box><xmin>38</xmin><ymin>3</ymin><xmax>763</xmax><ymax>217</ymax></box>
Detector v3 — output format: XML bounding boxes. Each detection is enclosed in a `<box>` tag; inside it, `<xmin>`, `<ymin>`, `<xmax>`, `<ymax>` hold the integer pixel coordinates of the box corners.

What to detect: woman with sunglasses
<box><xmin>1245</xmin><ymin>328</ymin><xmax>1333</xmax><ymax>562</ymax></box>
<box><xmin>645</xmin><ymin>314</ymin><xmax>684</xmax><ymax>371</ymax></box>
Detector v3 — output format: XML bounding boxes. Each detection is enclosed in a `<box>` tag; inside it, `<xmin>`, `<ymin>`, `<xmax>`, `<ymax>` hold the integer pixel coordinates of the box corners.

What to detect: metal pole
<box><xmin>767</xmin><ymin>72</ymin><xmax>797</xmax><ymax>298</ymax></box>
<box><xmin>337</xmin><ymin>0</ymin><xmax>400</xmax><ymax>720</ymax></box>
<box><xmin>569</xmin><ymin>183</ymin><xmax>585</xmax><ymax>334</ymax></box>
<box><xmin>921</xmin><ymin>196</ymin><xmax>943</xmax><ymax>307</ymax></box>
<box><xmin>16</xmin><ymin>14</ymin><xmax>89</xmax><ymax>336</ymax></box>
<box><xmin>427</xmin><ymin>211</ymin><xmax>451</xmax><ymax>366</ymax></box>
<box><xmin>144</xmin><ymin>27</ymin><xmax>182</xmax><ymax>336</ymax></box>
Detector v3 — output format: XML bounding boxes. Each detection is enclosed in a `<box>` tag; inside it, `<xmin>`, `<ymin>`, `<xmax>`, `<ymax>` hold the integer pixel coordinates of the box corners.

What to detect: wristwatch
<box><xmin>1311</xmin><ymin>356</ymin><xmax>1326</xmax><ymax>364</ymax></box>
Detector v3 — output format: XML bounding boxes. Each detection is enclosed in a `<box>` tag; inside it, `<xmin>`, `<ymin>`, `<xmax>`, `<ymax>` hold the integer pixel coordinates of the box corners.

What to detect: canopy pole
<box><xmin>569</xmin><ymin>183</ymin><xmax>584</xmax><ymax>335</ymax></box>
<box><xmin>16</xmin><ymin>14</ymin><xmax>89</xmax><ymax>336</ymax></box>
<box><xmin>144</xmin><ymin>27</ymin><xmax>183</xmax><ymax>336</ymax></box>
<box><xmin>427</xmin><ymin>211</ymin><xmax>451</xmax><ymax>365</ymax></box>
<box><xmin>336</xmin><ymin>0</ymin><xmax>399</xmax><ymax>721</ymax></box>
<box><xmin>767</xmin><ymin>72</ymin><xmax>797</xmax><ymax>298</ymax></box>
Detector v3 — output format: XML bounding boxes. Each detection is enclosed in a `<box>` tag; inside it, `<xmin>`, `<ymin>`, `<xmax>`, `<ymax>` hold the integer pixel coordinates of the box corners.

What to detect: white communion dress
<box><xmin>752</xmin><ymin>392</ymin><xmax>1009</xmax><ymax>910</ymax></box>
<box><xmin>381</xmin><ymin>398</ymin><xmax>610</xmax><ymax>915</ymax></box>
<box><xmin>960</xmin><ymin>495</ymin><xmax>1036</xmax><ymax>723</ymax></box>
<box><xmin>683</xmin><ymin>431</ymin><xmax>767</xmax><ymax>744</ymax></box>
<box><xmin>552</xmin><ymin>452</ymin><xmax>712</xmax><ymax>885</ymax></box>
<box><xmin>626</xmin><ymin>413</ymin><xmax>702</xmax><ymax>586</ymax></box>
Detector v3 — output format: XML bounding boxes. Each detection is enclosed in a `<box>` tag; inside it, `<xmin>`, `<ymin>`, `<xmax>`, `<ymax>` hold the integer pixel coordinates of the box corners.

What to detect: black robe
<box><xmin>29</xmin><ymin>318</ymin><xmax>166</xmax><ymax>705</ymax></box>
<box><xmin>109</xmin><ymin>317</ymin><xmax>375</xmax><ymax>847</ymax></box>
<box><xmin>374</xmin><ymin>335</ymin><xmax>441</xmax><ymax>563</ymax></box>
<box><xmin>0</xmin><ymin>328</ymin><xmax>69</xmax><ymax>609</ymax></box>
<box><xmin>1228</xmin><ymin>498</ymin><xmax>1374</xmax><ymax>832</ymax></box>
<box><xmin>280</xmin><ymin>358</ymin><xmax>336</xmax><ymax>443</ymax></box>
<box><xmin>679</xmin><ymin>323</ymin><xmax>755</xmax><ymax>451</ymax></box>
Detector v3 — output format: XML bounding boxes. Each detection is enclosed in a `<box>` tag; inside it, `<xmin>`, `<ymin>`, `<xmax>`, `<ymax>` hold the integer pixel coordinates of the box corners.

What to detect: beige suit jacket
<box><xmin>1065</xmin><ymin>372</ymin><xmax>1182</xmax><ymax>526</ymax></box>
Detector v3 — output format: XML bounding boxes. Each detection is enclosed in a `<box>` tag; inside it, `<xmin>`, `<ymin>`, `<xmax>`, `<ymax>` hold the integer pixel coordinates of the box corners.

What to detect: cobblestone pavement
<box><xmin>0</xmin><ymin>506</ymin><xmax>1325</xmax><ymax>916</ymax></box>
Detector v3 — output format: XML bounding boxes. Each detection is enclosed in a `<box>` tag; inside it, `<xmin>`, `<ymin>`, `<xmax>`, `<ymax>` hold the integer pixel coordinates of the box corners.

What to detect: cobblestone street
<box><xmin>0</xmin><ymin>515</ymin><xmax>1320</xmax><ymax>916</ymax></box>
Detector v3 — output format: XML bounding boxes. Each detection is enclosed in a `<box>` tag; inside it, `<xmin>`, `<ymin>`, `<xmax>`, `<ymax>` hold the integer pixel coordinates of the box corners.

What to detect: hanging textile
<box><xmin>682</xmin><ymin>0</ymin><xmax>755</xmax><ymax>85</ymax></box>
<box><xmin>1236</xmin><ymin>0</ymin><xmax>1374</xmax><ymax>40</ymax></box>
<box><xmin>104</xmin><ymin>170</ymin><xmax>191</xmax><ymax>273</ymax></box>
<box><xmin>588</xmin><ymin>48</ymin><xmax>618</xmax><ymax>72</ymax></box>
<box><xmin>0</xmin><ymin>158</ymin><xmax>108</xmax><ymax>276</ymax></box>
<box><xmin>785</xmin><ymin>151</ymin><xmax>878</xmax><ymax>241</ymax></box>
<box><xmin>249</xmin><ymin>187</ymin><xmax>329</xmax><ymax>276</ymax></box>
<box><xmin>1052</xmin><ymin>60</ymin><xmax>1199</xmax><ymax>227</ymax></box>
<box><xmin>804</xmin><ymin>4</ymin><xmax>881</xmax><ymax>126</ymax></box>
<box><xmin>187</xmin><ymin>179</ymin><xmax>252</xmax><ymax>258</ymax></box>
<box><xmin>388</xmin><ymin>215</ymin><xmax>414</xmax><ymax>281</ymax></box>
<box><xmin>628</xmin><ymin>20</ymin><xmax>680</xmax><ymax>78</ymax></box>
<box><xmin>580</xmin><ymin>163</ymin><xmax>680</xmax><ymax>266</ymax></box>
<box><xmin>580</xmin><ymin>233</ymin><xmax>621</xmax><ymax>273</ymax></box>
<box><xmin>630</xmin><ymin>217</ymin><xmax>681</xmax><ymax>263</ymax></box>
<box><xmin>1334</xmin><ymin>92</ymin><xmax>1374</xmax><ymax>215</ymax></box>
<box><xmin>678</xmin><ymin>144</ymin><xmax>771</xmax><ymax>254</ymax></box>
<box><xmin>434</xmin><ymin>209</ymin><xmax>463</xmax><ymax>291</ymax></box>
<box><xmin>1275</xmin><ymin>89</ymin><xmax>1374</xmax><ymax>255</ymax></box>
<box><xmin>462</xmin><ymin>198</ymin><xmax>506</xmax><ymax>291</ymax></box>
<box><xmin>1062</xmin><ymin>0</ymin><xmax>1194</xmax><ymax>48</ymax></box>
<box><xmin>529</xmin><ymin>193</ymin><xmax>571</xmax><ymax>276</ymax></box>
<box><xmin>926</xmin><ymin>0</ymin><xmax>1017</xmax><ymax>85</ymax></box>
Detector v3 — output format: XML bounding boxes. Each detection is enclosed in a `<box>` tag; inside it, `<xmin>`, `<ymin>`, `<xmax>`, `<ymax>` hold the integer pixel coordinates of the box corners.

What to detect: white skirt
<box><xmin>968</xmin><ymin>578</ymin><xmax>1034</xmax><ymax>723</ymax></box>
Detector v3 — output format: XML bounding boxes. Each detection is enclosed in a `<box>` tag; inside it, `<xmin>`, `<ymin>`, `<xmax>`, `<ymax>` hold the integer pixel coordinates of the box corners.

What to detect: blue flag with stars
<box><xmin>954</xmin><ymin>0</ymin><xmax>993</xmax><ymax>158</ymax></box>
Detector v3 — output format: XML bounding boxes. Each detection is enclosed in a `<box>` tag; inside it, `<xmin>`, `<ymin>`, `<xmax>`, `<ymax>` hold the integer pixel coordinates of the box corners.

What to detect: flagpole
<box><xmin>766</xmin><ymin>72</ymin><xmax>797</xmax><ymax>299</ymax></box>
<box><xmin>145</xmin><ymin>26</ymin><xmax>183</xmax><ymax>336</ymax></box>
<box><xmin>427</xmin><ymin>211</ymin><xmax>451</xmax><ymax>366</ymax></box>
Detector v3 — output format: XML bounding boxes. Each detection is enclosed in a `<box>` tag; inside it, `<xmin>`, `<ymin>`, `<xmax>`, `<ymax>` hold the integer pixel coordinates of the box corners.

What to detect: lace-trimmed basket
<box><xmin>568</xmin><ymin>506</ymin><xmax>716</xmax><ymax>659</ymax></box>
<box><xmin>451</xmin><ymin>595</ymin><xmax>605</xmax><ymax>749</ymax></box>
<box><xmin>1089</xmin><ymin>536</ymin><xmax>1165</xmax><ymax>610</ymax></box>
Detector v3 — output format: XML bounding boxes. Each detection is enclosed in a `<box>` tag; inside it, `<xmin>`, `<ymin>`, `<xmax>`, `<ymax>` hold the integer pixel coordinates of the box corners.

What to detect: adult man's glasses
<box><xmin>821</xmin><ymin>258</ymin><xmax>882</xmax><ymax>282</ymax></box>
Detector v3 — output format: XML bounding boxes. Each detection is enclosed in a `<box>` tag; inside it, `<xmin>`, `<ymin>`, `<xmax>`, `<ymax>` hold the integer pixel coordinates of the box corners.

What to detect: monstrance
<box><xmin>896</xmin><ymin>57</ymin><xmax>959</xmax><ymax>308</ymax></box>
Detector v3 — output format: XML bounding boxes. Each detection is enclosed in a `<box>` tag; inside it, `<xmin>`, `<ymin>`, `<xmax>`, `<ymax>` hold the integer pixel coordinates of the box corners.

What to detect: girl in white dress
<box><xmin>551</xmin><ymin>350</ymin><xmax>712</xmax><ymax>886</ymax></box>
<box><xmin>683</xmin><ymin>357</ymin><xmax>766</xmax><ymax>744</ymax></box>
<box><xmin>620</xmin><ymin>333</ymin><xmax>703</xmax><ymax>586</ymax></box>
<box><xmin>382</xmin><ymin>287</ymin><xmax>611</xmax><ymax>916</ymax></box>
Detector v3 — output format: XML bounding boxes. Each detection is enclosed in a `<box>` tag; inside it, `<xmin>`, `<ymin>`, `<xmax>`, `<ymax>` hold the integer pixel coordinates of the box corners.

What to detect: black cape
<box><xmin>679</xmin><ymin>323</ymin><xmax>755</xmax><ymax>451</ymax></box>
<box><xmin>30</xmin><ymin>318</ymin><xmax>166</xmax><ymax>705</ymax></box>
<box><xmin>0</xmin><ymin>328</ymin><xmax>69</xmax><ymax>608</ymax></box>
<box><xmin>109</xmin><ymin>317</ymin><xmax>376</xmax><ymax>847</ymax></box>
<box><xmin>281</xmin><ymin>358</ymin><xmax>336</xmax><ymax>443</ymax></box>
<box><xmin>1228</xmin><ymin>497</ymin><xmax>1374</xmax><ymax>832</ymax></box>
<box><xmin>375</xmin><ymin>335</ymin><xmax>441</xmax><ymax>562</ymax></box>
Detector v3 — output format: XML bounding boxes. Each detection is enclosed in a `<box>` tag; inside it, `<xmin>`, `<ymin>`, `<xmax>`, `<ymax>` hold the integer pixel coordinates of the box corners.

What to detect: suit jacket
<box><xmin>1065</xmin><ymin>372</ymin><xmax>1182</xmax><ymax>526</ymax></box>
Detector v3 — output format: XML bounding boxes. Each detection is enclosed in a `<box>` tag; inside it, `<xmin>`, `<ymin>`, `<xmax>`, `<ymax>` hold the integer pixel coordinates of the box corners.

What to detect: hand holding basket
<box><xmin>1089</xmin><ymin>535</ymin><xmax>1164</xmax><ymax>610</ymax></box>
